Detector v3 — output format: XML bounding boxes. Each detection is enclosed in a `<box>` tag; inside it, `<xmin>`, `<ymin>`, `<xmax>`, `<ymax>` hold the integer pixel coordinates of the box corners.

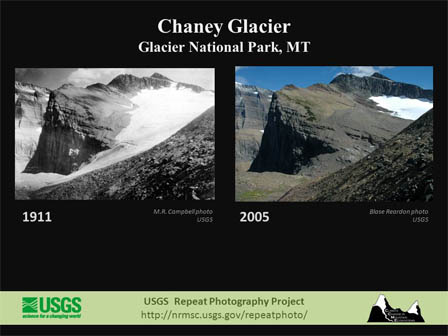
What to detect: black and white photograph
<box><xmin>15</xmin><ymin>68</ymin><xmax>215</xmax><ymax>200</ymax></box>
<box><xmin>235</xmin><ymin>66</ymin><xmax>433</xmax><ymax>202</ymax></box>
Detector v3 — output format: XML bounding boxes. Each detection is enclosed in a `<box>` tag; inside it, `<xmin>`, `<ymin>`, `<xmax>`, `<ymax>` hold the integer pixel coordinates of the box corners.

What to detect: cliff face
<box><xmin>235</xmin><ymin>82</ymin><xmax>272</xmax><ymax>162</ymax></box>
<box><xmin>330</xmin><ymin>73</ymin><xmax>433</xmax><ymax>100</ymax></box>
<box><xmin>31</xmin><ymin>107</ymin><xmax>215</xmax><ymax>200</ymax></box>
<box><xmin>15</xmin><ymin>82</ymin><xmax>50</xmax><ymax>173</ymax></box>
<box><xmin>24</xmin><ymin>85</ymin><xmax>133</xmax><ymax>174</ymax></box>
<box><xmin>280</xmin><ymin>109</ymin><xmax>433</xmax><ymax>202</ymax></box>
<box><xmin>235</xmin><ymin>82</ymin><xmax>272</xmax><ymax>130</ymax></box>
<box><xmin>249</xmin><ymin>84</ymin><xmax>412</xmax><ymax>177</ymax></box>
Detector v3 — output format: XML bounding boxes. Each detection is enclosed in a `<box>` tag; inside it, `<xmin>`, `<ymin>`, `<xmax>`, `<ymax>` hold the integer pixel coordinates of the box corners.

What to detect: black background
<box><xmin>1</xmin><ymin>1</ymin><xmax>447</xmax><ymax>335</ymax></box>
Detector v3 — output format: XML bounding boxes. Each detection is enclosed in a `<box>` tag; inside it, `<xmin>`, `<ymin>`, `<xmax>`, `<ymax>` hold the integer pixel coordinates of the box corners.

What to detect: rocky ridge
<box><xmin>330</xmin><ymin>72</ymin><xmax>433</xmax><ymax>100</ymax></box>
<box><xmin>109</xmin><ymin>73</ymin><xmax>207</xmax><ymax>95</ymax></box>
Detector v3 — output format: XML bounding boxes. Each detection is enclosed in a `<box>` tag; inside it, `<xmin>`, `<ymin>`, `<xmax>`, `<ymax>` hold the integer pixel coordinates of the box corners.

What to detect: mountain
<box><xmin>235</xmin><ymin>82</ymin><xmax>273</xmax><ymax>162</ymax></box>
<box><xmin>330</xmin><ymin>72</ymin><xmax>433</xmax><ymax>100</ymax></box>
<box><xmin>367</xmin><ymin>294</ymin><xmax>424</xmax><ymax>322</ymax></box>
<box><xmin>280</xmin><ymin>109</ymin><xmax>433</xmax><ymax>202</ymax></box>
<box><xmin>15</xmin><ymin>82</ymin><xmax>50</xmax><ymax>174</ymax></box>
<box><xmin>23</xmin><ymin>84</ymin><xmax>133</xmax><ymax>175</ymax></box>
<box><xmin>108</xmin><ymin>73</ymin><xmax>206</xmax><ymax>94</ymax></box>
<box><xmin>31</xmin><ymin>107</ymin><xmax>215</xmax><ymax>200</ymax></box>
<box><xmin>249</xmin><ymin>83</ymin><xmax>411</xmax><ymax>177</ymax></box>
<box><xmin>23</xmin><ymin>73</ymin><xmax>213</xmax><ymax>176</ymax></box>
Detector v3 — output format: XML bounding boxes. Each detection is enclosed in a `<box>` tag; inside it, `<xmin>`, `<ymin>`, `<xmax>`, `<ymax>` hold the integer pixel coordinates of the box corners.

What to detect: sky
<box><xmin>15</xmin><ymin>68</ymin><xmax>215</xmax><ymax>90</ymax></box>
<box><xmin>235</xmin><ymin>66</ymin><xmax>433</xmax><ymax>91</ymax></box>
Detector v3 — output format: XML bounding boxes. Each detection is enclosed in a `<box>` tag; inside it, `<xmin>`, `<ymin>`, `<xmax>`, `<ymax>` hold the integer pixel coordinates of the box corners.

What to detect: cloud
<box><xmin>377</xmin><ymin>66</ymin><xmax>395</xmax><ymax>71</ymax></box>
<box><xmin>235</xmin><ymin>66</ymin><xmax>246</xmax><ymax>72</ymax></box>
<box><xmin>15</xmin><ymin>68</ymin><xmax>76</xmax><ymax>89</ymax></box>
<box><xmin>67</xmin><ymin>68</ymin><xmax>126</xmax><ymax>87</ymax></box>
<box><xmin>235</xmin><ymin>75</ymin><xmax>249</xmax><ymax>84</ymax></box>
<box><xmin>15</xmin><ymin>68</ymin><xmax>49</xmax><ymax>83</ymax></box>
<box><xmin>338</xmin><ymin>66</ymin><xmax>395</xmax><ymax>77</ymax></box>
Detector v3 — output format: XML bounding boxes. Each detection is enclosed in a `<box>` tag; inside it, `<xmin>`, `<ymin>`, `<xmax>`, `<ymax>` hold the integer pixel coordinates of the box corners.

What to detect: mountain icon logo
<box><xmin>22</xmin><ymin>297</ymin><xmax>38</xmax><ymax>313</ymax></box>
<box><xmin>367</xmin><ymin>294</ymin><xmax>424</xmax><ymax>322</ymax></box>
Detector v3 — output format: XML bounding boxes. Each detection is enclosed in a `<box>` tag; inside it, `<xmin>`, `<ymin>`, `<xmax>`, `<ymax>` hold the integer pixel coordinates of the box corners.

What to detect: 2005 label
<box><xmin>240</xmin><ymin>211</ymin><xmax>269</xmax><ymax>222</ymax></box>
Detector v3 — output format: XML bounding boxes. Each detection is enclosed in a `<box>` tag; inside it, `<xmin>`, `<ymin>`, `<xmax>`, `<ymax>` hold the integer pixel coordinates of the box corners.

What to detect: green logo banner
<box><xmin>19</xmin><ymin>296</ymin><xmax>82</xmax><ymax>320</ymax></box>
<box><xmin>1</xmin><ymin>291</ymin><xmax>447</xmax><ymax>325</ymax></box>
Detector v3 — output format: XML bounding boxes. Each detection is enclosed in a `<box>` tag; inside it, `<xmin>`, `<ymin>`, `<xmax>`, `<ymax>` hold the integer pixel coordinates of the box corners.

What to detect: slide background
<box><xmin>1</xmin><ymin>0</ymin><xmax>447</xmax><ymax>334</ymax></box>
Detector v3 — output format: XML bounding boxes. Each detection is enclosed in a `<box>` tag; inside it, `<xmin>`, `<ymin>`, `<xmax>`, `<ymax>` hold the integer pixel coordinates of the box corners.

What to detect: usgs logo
<box><xmin>22</xmin><ymin>297</ymin><xmax>82</xmax><ymax>314</ymax></box>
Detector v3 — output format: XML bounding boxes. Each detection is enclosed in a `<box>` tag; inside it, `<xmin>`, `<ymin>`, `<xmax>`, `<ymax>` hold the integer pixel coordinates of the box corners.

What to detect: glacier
<box><xmin>369</xmin><ymin>95</ymin><xmax>433</xmax><ymax>120</ymax></box>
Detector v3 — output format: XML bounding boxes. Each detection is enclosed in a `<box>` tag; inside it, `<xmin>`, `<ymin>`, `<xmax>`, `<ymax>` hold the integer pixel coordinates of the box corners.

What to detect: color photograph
<box><xmin>235</xmin><ymin>66</ymin><xmax>433</xmax><ymax>202</ymax></box>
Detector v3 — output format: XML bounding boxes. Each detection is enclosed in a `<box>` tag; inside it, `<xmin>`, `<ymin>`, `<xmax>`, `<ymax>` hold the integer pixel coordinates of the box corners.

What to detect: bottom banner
<box><xmin>1</xmin><ymin>291</ymin><xmax>447</xmax><ymax>325</ymax></box>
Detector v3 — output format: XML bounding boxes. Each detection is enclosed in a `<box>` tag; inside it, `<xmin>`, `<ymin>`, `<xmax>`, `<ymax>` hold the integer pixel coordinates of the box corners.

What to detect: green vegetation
<box><xmin>304</xmin><ymin>105</ymin><xmax>316</xmax><ymax>121</ymax></box>
<box><xmin>237</xmin><ymin>189</ymin><xmax>272</xmax><ymax>202</ymax></box>
<box><xmin>235</xmin><ymin>162</ymin><xmax>309</xmax><ymax>202</ymax></box>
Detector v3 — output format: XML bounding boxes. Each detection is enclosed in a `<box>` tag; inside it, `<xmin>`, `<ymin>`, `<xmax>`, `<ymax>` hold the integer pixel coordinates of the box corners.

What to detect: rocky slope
<box><xmin>235</xmin><ymin>82</ymin><xmax>272</xmax><ymax>162</ymax></box>
<box><xmin>15</xmin><ymin>82</ymin><xmax>50</xmax><ymax>174</ymax></box>
<box><xmin>280</xmin><ymin>109</ymin><xmax>433</xmax><ymax>202</ymax></box>
<box><xmin>330</xmin><ymin>72</ymin><xmax>433</xmax><ymax>100</ymax></box>
<box><xmin>31</xmin><ymin>107</ymin><xmax>215</xmax><ymax>200</ymax></box>
<box><xmin>250</xmin><ymin>83</ymin><xmax>412</xmax><ymax>177</ymax></box>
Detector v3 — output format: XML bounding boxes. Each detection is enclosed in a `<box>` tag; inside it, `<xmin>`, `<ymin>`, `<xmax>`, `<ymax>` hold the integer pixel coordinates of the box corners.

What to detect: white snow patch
<box><xmin>407</xmin><ymin>301</ymin><xmax>419</xmax><ymax>315</ymax></box>
<box><xmin>116</xmin><ymin>102</ymin><xmax>134</xmax><ymax>109</ymax></box>
<box><xmin>15</xmin><ymin>172</ymin><xmax>65</xmax><ymax>193</ymax></box>
<box><xmin>17</xmin><ymin>86</ymin><xmax>37</xmax><ymax>94</ymax></box>
<box><xmin>369</xmin><ymin>95</ymin><xmax>433</xmax><ymax>120</ymax></box>
<box><xmin>116</xmin><ymin>86</ymin><xmax>214</xmax><ymax>155</ymax></box>
<box><xmin>260</xmin><ymin>130</ymin><xmax>264</xmax><ymax>133</ymax></box>
<box><xmin>374</xmin><ymin>294</ymin><xmax>387</xmax><ymax>311</ymax></box>
<box><xmin>69</xmin><ymin>148</ymin><xmax>80</xmax><ymax>157</ymax></box>
<box><xmin>373</xmin><ymin>294</ymin><xmax>393</xmax><ymax>321</ymax></box>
